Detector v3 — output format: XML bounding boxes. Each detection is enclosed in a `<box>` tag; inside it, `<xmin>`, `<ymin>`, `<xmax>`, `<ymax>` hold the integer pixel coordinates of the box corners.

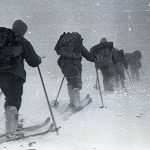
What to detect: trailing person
<box><xmin>90</xmin><ymin>37</ymin><xmax>115</xmax><ymax>93</ymax></box>
<box><xmin>0</xmin><ymin>20</ymin><xmax>41</xmax><ymax>138</ymax></box>
<box><xmin>55</xmin><ymin>32</ymin><xmax>94</xmax><ymax>111</ymax></box>
<box><xmin>125</xmin><ymin>50</ymin><xmax>142</xmax><ymax>82</ymax></box>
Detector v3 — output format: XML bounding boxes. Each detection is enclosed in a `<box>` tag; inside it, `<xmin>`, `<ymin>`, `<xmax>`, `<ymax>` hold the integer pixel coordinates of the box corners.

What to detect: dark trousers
<box><xmin>61</xmin><ymin>64</ymin><xmax>82</xmax><ymax>89</ymax></box>
<box><xmin>114</xmin><ymin>64</ymin><xmax>125</xmax><ymax>88</ymax></box>
<box><xmin>0</xmin><ymin>73</ymin><xmax>24</xmax><ymax>111</ymax></box>
<box><xmin>101</xmin><ymin>68</ymin><xmax>114</xmax><ymax>92</ymax></box>
<box><xmin>131</xmin><ymin>69</ymin><xmax>140</xmax><ymax>81</ymax></box>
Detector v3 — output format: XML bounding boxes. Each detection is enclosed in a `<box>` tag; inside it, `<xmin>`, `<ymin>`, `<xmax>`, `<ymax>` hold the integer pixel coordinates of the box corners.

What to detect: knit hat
<box><xmin>100</xmin><ymin>37</ymin><xmax>107</xmax><ymax>43</ymax></box>
<box><xmin>12</xmin><ymin>20</ymin><xmax>28</xmax><ymax>36</ymax></box>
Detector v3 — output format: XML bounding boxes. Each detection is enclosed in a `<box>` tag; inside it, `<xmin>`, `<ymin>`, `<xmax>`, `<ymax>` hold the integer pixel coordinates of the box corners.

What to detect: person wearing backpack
<box><xmin>125</xmin><ymin>50</ymin><xmax>142</xmax><ymax>81</ymax></box>
<box><xmin>0</xmin><ymin>20</ymin><xmax>41</xmax><ymax>137</ymax></box>
<box><xmin>112</xmin><ymin>49</ymin><xmax>128</xmax><ymax>90</ymax></box>
<box><xmin>90</xmin><ymin>37</ymin><xmax>115</xmax><ymax>92</ymax></box>
<box><xmin>55</xmin><ymin>32</ymin><xmax>94</xmax><ymax>111</ymax></box>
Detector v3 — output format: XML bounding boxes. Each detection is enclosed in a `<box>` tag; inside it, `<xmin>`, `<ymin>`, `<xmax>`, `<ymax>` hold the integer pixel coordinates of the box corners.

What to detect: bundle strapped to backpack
<box><xmin>55</xmin><ymin>32</ymin><xmax>83</xmax><ymax>58</ymax></box>
<box><xmin>0</xmin><ymin>27</ymin><xmax>23</xmax><ymax>69</ymax></box>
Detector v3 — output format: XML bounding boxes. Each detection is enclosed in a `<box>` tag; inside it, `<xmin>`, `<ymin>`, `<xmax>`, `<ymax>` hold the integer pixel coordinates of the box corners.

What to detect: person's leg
<box><xmin>113</xmin><ymin>65</ymin><xmax>120</xmax><ymax>90</ymax></box>
<box><xmin>5</xmin><ymin>106</ymin><xmax>18</xmax><ymax>134</ymax></box>
<box><xmin>62</xmin><ymin>64</ymin><xmax>82</xmax><ymax>110</ymax></box>
<box><xmin>67</xmin><ymin>84</ymin><xmax>74</xmax><ymax>107</ymax></box>
<box><xmin>101</xmin><ymin>69</ymin><xmax>114</xmax><ymax>92</ymax></box>
<box><xmin>119</xmin><ymin>67</ymin><xmax>126</xmax><ymax>89</ymax></box>
<box><xmin>0</xmin><ymin>73</ymin><xmax>24</xmax><ymax>134</ymax></box>
<box><xmin>114</xmin><ymin>73</ymin><xmax>120</xmax><ymax>90</ymax></box>
<box><xmin>130</xmin><ymin>66</ymin><xmax>136</xmax><ymax>81</ymax></box>
<box><xmin>69</xmin><ymin>69</ymin><xmax>82</xmax><ymax>110</ymax></box>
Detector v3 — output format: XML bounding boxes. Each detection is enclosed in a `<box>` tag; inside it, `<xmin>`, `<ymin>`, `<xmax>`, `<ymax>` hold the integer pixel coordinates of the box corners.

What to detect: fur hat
<box><xmin>12</xmin><ymin>20</ymin><xmax>27</xmax><ymax>36</ymax></box>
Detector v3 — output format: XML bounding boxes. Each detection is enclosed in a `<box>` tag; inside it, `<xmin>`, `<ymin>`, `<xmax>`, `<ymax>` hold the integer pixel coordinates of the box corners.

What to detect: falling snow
<box><xmin>0</xmin><ymin>0</ymin><xmax>150</xmax><ymax>150</ymax></box>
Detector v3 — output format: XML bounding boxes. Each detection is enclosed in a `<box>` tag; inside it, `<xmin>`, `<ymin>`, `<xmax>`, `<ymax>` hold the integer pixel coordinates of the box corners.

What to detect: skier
<box><xmin>55</xmin><ymin>32</ymin><xmax>94</xmax><ymax>111</ymax></box>
<box><xmin>90</xmin><ymin>37</ymin><xmax>115</xmax><ymax>93</ymax></box>
<box><xmin>112</xmin><ymin>49</ymin><xmax>128</xmax><ymax>90</ymax></box>
<box><xmin>0</xmin><ymin>20</ymin><xmax>41</xmax><ymax>138</ymax></box>
<box><xmin>125</xmin><ymin>50</ymin><xmax>142</xmax><ymax>82</ymax></box>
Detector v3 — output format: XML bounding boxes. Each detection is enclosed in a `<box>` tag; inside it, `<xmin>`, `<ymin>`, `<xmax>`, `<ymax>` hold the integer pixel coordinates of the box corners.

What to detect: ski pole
<box><xmin>94</xmin><ymin>76</ymin><xmax>98</xmax><ymax>89</ymax></box>
<box><xmin>96</xmin><ymin>67</ymin><xmax>104</xmax><ymax>108</ymax></box>
<box><xmin>120</xmin><ymin>79</ymin><xmax>128</xmax><ymax>94</ymax></box>
<box><xmin>125</xmin><ymin>68</ymin><xmax>132</xmax><ymax>84</ymax></box>
<box><xmin>51</xmin><ymin>76</ymin><xmax>65</xmax><ymax>107</ymax></box>
<box><xmin>37</xmin><ymin>66</ymin><xmax>59</xmax><ymax>135</ymax></box>
<box><xmin>93</xmin><ymin>65</ymin><xmax>98</xmax><ymax>89</ymax></box>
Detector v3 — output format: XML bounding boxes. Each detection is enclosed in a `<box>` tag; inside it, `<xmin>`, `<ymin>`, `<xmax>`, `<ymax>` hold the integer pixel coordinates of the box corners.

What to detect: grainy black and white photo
<box><xmin>0</xmin><ymin>0</ymin><xmax>150</xmax><ymax>150</ymax></box>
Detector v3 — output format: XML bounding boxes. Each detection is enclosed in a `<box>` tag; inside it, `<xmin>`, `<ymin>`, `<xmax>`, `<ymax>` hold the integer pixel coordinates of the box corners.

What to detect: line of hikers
<box><xmin>55</xmin><ymin>33</ymin><xmax>142</xmax><ymax>105</ymax></box>
<box><xmin>0</xmin><ymin>20</ymin><xmax>142</xmax><ymax>138</ymax></box>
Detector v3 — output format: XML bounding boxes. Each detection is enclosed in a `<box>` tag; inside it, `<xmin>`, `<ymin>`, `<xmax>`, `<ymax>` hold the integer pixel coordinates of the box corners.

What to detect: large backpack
<box><xmin>0</xmin><ymin>27</ymin><xmax>23</xmax><ymax>69</ymax></box>
<box><xmin>133</xmin><ymin>50</ymin><xmax>142</xmax><ymax>60</ymax></box>
<box><xmin>112</xmin><ymin>49</ymin><xmax>125</xmax><ymax>64</ymax></box>
<box><xmin>55</xmin><ymin>32</ymin><xmax>83</xmax><ymax>58</ymax></box>
<box><xmin>95</xmin><ymin>42</ymin><xmax>113</xmax><ymax>70</ymax></box>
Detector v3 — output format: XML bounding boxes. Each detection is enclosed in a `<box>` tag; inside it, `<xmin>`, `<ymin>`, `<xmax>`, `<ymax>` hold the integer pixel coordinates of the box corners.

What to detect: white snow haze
<box><xmin>0</xmin><ymin>0</ymin><xmax>150</xmax><ymax>150</ymax></box>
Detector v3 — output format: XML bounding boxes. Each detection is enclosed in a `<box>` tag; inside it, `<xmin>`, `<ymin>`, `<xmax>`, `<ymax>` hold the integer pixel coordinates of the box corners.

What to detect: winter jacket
<box><xmin>90</xmin><ymin>42</ymin><xmax>113</xmax><ymax>70</ymax></box>
<box><xmin>125</xmin><ymin>53</ymin><xmax>142</xmax><ymax>70</ymax></box>
<box><xmin>112</xmin><ymin>48</ymin><xmax>128</xmax><ymax>69</ymax></box>
<box><xmin>58</xmin><ymin>46</ymin><xmax>94</xmax><ymax>70</ymax></box>
<box><xmin>0</xmin><ymin>35</ymin><xmax>41</xmax><ymax>81</ymax></box>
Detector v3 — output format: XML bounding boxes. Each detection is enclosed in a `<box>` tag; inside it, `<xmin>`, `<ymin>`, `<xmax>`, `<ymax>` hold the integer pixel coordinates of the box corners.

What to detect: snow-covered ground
<box><xmin>0</xmin><ymin>62</ymin><xmax>150</xmax><ymax>150</ymax></box>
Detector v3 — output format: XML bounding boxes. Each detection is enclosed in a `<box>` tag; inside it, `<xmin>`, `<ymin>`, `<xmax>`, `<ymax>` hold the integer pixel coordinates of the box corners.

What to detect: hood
<box><xmin>12</xmin><ymin>20</ymin><xmax>28</xmax><ymax>36</ymax></box>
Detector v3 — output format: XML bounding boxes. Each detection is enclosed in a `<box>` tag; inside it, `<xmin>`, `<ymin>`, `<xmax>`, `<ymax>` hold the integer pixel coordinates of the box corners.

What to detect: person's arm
<box><xmin>81</xmin><ymin>46</ymin><xmax>95</xmax><ymax>62</ymax></box>
<box><xmin>23</xmin><ymin>39</ymin><xmax>41</xmax><ymax>67</ymax></box>
<box><xmin>90</xmin><ymin>45</ymin><xmax>101</xmax><ymax>62</ymax></box>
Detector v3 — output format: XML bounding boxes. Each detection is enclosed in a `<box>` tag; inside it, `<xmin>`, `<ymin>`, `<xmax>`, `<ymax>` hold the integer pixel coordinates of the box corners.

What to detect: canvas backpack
<box><xmin>0</xmin><ymin>27</ymin><xmax>23</xmax><ymax>69</ymax></box>
<box><xmin>133</xmin><ymin>50</ymin><xmax>142</xmax><ymax>60</ymax></box>
<box><xmin>55</xmin><ymin>32</ymin><xmax>83</xmax><ymax>58</ymax></box>
<box><xmin>95</xmin><ymin>42</ymin><xmax>113</xmax><ymax>70</ymax></box>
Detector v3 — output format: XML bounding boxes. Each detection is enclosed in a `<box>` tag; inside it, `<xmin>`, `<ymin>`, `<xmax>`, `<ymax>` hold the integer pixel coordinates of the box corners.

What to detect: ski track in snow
<box><xmin>0</xmin><ymin>67</ymin><xmax>150</xmax><ymax>150</ymax></box>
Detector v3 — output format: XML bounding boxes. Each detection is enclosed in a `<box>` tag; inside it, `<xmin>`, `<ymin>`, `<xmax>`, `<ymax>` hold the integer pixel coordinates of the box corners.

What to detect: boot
<box><xmin>5</xmin><ymin>106</ymin><xmax>18</xmax><ymax>133</ymax></box>
<box><xmin>67</xmin><ymin>85</ymin><xmax>74</xmax><ymax>108</ymax></box>
<box><xmin>5</xmin><ymin>106</ymin><xmax>23</xmax><ymax>138</ymax></box>
<box><xmin>72</xmin><ymin>88</ymin><xmax>82</xmax><ymax>111</ymax></box>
